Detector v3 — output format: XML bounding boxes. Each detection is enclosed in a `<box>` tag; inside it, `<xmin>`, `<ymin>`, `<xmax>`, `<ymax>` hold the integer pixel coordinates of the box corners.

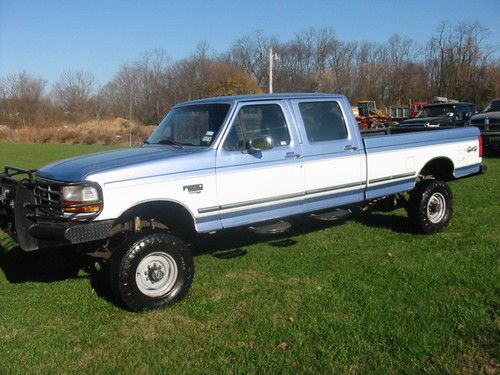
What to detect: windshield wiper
<box><xmin>157</xmin><ymin>140</ymin><xmax>184</xmax><ymax>149</ymax></box>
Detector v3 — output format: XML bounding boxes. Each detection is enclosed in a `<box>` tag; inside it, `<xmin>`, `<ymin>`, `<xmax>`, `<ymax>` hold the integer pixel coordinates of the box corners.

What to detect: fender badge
<box><xmin>183</xmin><ymin>184</ymin><xmax>203</xmax><ymax>193</ymax></box>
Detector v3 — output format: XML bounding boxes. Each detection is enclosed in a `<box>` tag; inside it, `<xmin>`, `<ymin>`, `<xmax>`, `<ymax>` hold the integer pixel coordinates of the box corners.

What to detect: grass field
<box><xmin>0</xmin><ymin>143</ymin><xmax>498</xmax><ymax>374</ymax></box>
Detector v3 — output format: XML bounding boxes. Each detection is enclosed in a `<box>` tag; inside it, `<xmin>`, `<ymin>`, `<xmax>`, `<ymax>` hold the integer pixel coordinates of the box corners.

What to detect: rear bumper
<box><xmin>481</xmin><ymin>130</ymin><xmax>500</xmax><ymax>148</ymax></box>
<box><xmin>1</xmin><ymin>168</ymin><xmax>113</xmax><ymax>251</ymax></box>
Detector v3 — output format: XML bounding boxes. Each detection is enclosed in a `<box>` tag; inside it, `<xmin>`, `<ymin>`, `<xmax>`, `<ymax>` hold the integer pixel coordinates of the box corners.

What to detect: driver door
<box><xmin>214</xmin><ymin>101</ymin><xmax>304</xmax><ymax>228</ymax></box>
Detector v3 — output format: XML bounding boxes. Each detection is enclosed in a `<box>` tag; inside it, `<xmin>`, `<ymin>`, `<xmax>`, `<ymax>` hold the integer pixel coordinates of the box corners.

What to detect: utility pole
<box><xmin>269</xmin><ymin>47</ymin><xmax>278</xmax><ymax>94</ymax></box>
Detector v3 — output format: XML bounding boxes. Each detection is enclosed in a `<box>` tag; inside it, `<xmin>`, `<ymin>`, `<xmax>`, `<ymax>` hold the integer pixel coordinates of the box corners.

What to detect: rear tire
<box><xmin>109</xmin><ymin>232</ymin><xmax>194</xmax><ymax>311</ymax></box>
<box><xmin>407</xmin><ymin>180</ymin><xmax>453</xmax><ymax>234</ymax></box>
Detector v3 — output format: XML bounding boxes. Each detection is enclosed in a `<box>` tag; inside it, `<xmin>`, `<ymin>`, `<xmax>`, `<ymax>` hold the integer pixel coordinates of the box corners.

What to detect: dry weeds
<box><xmin>0</xmin><ymin>118</ymin><xmax>155</xmax><ymax>146</ymax></box>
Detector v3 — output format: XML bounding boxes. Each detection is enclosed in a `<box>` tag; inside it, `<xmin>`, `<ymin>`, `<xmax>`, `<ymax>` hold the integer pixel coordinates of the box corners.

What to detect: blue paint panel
<box><xmin>364</xmin><ymin>127</ymin><xmax>479</xmax><ymax>154</ymax></box>
<box><xmin>175</xmin><ymin>93</ymin><xmax>346</xmax><ymax>107</ymax></box>
<box><xmin>301</xmin><ymin>149</ymin><xmax>364</xmax><ymax>162</ymax></box>
<box><xmin>365</xmin><ymin>178</ymin><xmax>415</xmax><ymax>200</ymax></box>
<box><xmin>195</xmin><ymin>218</ymin><xmax>223</xmax><ymax>233</ymax></box>
<box><xmin>195</xmin><ymin>196</ymin><xmax>304</xmax><ymax>231</ymax></box>
<box><xmin>215</xmin><ymin>154</ymin><xmax>301</xmax><ymax>173</ymax></box>
<box><xmin>196</xmin><ymin>187</ymin><xmax>364</xmax><ymax>232</ymax></box>
<box><xmin>454</xmin><ymin>163</ymin><xmax>481</xmax><ymax>178</ymax></box>
<box><xmin>37</xmin><ymin>146</ymin><xmax>216</xmax><ymax>182</ymax></box>
<box><xmin>219</xmin><ymin>199</ymin><xmax>305</xmax><ymax>229</ymax></box>
<box><xmin>304</xmin><ymin>189</ymin><xmax>363</xmax><ymax>212</ymax></box>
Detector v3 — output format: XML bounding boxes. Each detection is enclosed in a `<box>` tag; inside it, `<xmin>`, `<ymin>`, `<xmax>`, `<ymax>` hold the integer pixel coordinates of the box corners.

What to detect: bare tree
<box><xmin>3</xmin><ymin>22</ymin><xmax>499</xmax><ymax>129</ymax></box>
<box><xmin>0</xmin><ymin>72</ymin><xmax>46</xmax><ymax>125</ymax></box>
<box><xmin>226</xmin><ymin>31</ymin><xmax>277</xmax><ymax>88</ymax></box>
<box><xmin>52</xmin><ymin>71</ymin><xmax>96</xmax><ymax>121</ymax></box>
<box><xmin>427</xmin><ymin>20</ymin><xmax>495</xmax><ymax>104</ymax></box>
<box><xmin>100</xmin><ymin>49</ymin><xmax>172</xmax><ymax>124</ymax></box>
<box><xmin>170</xmin><ymin>44</ymin><xmax>261</xmax><ymax>101</ymax></box>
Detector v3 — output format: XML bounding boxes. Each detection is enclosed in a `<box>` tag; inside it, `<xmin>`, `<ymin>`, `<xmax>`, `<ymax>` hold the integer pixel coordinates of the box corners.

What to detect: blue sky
<box><xmin>1</xmin><ymin>0</ymin><xmax>499</xmax><ymax>87</ymax></box>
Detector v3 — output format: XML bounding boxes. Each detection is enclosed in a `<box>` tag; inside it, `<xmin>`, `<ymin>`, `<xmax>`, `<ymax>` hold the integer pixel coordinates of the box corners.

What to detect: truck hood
<box><xmin>399</xmin><ymin>116</ymin><xmax>453</xmax><ymax>127</ymax></box>
<box><xmin>36</xmin><ymin>145</ymin><xmax>205</xmax><ymax>182</ymax></box>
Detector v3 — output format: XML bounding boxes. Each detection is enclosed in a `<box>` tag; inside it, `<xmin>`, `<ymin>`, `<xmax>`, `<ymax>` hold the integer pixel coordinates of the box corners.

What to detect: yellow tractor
<box><xmin>352</xmin><ymin>100</ymin><xmax>395</xmax><ymax>130</ymax></box>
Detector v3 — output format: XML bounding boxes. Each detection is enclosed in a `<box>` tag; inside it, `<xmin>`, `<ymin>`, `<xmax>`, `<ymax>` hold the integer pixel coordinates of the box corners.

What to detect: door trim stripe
<box><xmin>368</xmin><ymin>172</ymin><xmax>415</xmax><ymax>184</ymax></box>
<box><xmin>198</xmin><ymin>180</ymin><xmax>366</xmax><ymax>214</ymax></box>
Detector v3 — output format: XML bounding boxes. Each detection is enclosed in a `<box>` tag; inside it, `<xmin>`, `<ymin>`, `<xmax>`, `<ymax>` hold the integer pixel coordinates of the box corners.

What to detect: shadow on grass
<box><xmin>211</xmin><ymin>248</ymin><xmax>248</xmax><ymax>259</ymax></box>
<box><xmin>190</xmin><ymin>215</ymin><xmax>348</xmax><ymax>258</ymax></box>
<box><xmin>0</xmin><ymin>210</ymin><xmax>414</xmax><ymax>308</ymax></box>
<box><xmin>0</xmin><ymin>211</ymin><xmax>412</xmax><ymax>283</ymax></box>
<box><xmin>0</xmin><ymin>242</ymin><xmax>125</xmax><ymax>307</ymax></box>
<box><xmin>89</xmin><ymin>267</ymin><xmax>124</xmax><ymax>309</ymax></box>
<box><xmin>357</xmin><ymin>212</ymin><xmax>413</xmax><ymax>234</ymax></box>
<box><xmin>0</xmin><ymin>245</ymin><xmax>84</xmax><ymax>283</ymax></box>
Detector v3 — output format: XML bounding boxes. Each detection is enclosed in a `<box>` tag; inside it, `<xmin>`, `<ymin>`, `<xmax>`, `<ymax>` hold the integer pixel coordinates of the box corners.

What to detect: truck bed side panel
<box><xmin>363</xmin><ymin>127</ymin><xmax>481</xmax><ymax>200</ymax></box>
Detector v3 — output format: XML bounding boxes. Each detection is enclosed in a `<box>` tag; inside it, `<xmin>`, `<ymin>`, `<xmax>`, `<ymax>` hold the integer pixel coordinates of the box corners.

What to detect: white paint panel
<box><xmin>93</xmin><ymin>173</ymin><xmax>216</xmax><ymax>221</ymax></box>
<box><xmin>216</xmin><ymin>163</ymin><xmax>303</xmax><ymax>206</ymax></box>
<box><xmin>366</xmin><ymin>138</ymin><xmax>482</xmax><ymax>185</ymax></box>
<box><xmin>304</xmin><ymin>154</ymin><xmax>364</xmax><ymax>191</ymax></box>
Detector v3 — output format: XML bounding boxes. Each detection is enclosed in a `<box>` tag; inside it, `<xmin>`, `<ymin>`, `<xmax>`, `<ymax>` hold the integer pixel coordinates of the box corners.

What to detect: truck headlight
<box><xmin>62</xmin><ymin>185</ymin><xmax>102</xmax><ymax>213</ymax></box>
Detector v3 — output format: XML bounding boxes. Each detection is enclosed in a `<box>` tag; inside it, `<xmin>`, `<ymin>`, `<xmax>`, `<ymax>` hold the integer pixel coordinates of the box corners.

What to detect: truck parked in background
<box><xmin>398</xmin><ymin>102</ymin><xmax>477</xmax><ymax>128</ymax></box>
<box><xmin>470</xmin><ymin>99</ymin><xmax>500</xmax><ymax>153</ymax></box>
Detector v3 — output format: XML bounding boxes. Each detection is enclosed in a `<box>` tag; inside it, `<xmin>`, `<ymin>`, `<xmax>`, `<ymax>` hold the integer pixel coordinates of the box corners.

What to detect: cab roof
<box><xmin>175</xmin><ymin>93</ymin><xmax>345</xmax><ymax>107</ymax></box>
<box><xmin>424</xmin><ymin>102</ymin><xmax>474</xmax><ymax>108</ymax></box>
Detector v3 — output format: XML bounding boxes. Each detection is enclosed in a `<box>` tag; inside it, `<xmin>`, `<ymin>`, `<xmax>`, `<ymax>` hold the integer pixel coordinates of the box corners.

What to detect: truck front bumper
<box><xmin>0</xmin><ymin>168</ymin><xmax>113</xmax><ymax>251</ymax></box>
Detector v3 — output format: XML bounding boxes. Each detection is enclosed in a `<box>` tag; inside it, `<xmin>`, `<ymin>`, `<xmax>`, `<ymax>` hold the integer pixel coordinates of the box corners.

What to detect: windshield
<box><xmin>417</xmin><ymin>105</ymin><xmax>456</xmax><ymax>118</ymax></box>
<box><xmin>482</xmin><ymin>100</ymin><xmax>500</xmax><ymax>113</ymax></box>
<box><xmin>147</xmin><ymin>104</ymin><xmax>230</xmax><ymax>146</ymax></box>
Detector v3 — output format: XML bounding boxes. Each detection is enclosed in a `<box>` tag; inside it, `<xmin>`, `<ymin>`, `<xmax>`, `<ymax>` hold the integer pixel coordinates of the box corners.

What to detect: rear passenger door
<box><xmin>290</xmin><ymin>98</ymin><xmax>365</xmax><ymax>212</ymax></box>
<box><xmin>213</xmin><ymin>101</ymin><xmax>304</xmax><ymax>228</ymax></box>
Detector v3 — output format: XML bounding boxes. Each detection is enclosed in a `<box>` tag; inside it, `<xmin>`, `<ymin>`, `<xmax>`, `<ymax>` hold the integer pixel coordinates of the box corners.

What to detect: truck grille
<box><xmin>32</xmin><ymin>180</ymin><xmax>64</xmax><ymax>218</ymax></box>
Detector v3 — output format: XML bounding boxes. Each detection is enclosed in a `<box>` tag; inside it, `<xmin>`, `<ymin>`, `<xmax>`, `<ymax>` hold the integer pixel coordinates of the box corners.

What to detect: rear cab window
<box><xmin>298</xmin><ymin>101</ymin><xmax>348</xmax><ymax>142</ymax></box>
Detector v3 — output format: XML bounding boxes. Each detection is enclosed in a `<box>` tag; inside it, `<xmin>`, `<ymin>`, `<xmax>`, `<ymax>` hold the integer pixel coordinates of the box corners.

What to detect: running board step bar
<box><xmin>249</xmin><ymin>220</ymin><xmax>292</xmax><ymax>234</ymax></box>
<box><xmin>309</xmin><ymin>208</ymin><xmax>351</xmax><ymax>222</ymax></box>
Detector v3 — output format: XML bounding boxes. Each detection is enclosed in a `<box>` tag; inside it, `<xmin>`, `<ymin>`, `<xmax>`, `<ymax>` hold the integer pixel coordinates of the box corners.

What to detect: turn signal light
<box><xmin>63</xmin><ymin>201</ymin><xmax>101</xmax><ymax>212</ymax></box>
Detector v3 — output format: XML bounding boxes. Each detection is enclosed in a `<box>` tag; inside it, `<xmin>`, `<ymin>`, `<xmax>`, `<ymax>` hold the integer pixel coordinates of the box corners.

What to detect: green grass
<box><xmin>0</xmin><ymin>143</ymin><xmax>498</xmax><ymax>374</ymax></box>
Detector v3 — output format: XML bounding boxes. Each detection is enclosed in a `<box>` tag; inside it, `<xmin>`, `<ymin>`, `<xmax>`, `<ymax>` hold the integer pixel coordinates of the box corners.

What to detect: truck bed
<box><xmin>361</xmin><ymin>126</ymin><xmax>481</xmax><ymax>200</ymax></box>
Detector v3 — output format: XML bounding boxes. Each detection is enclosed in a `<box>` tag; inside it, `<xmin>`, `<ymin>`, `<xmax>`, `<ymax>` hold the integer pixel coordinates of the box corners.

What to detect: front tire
<box><xmin>109</xmin><ymin>232</ymin><xmax>194</xmax><ymax>311</ymax></box>
<box><xmin>407</xmin><ymin>180</ymin><xmax>453</xmax><ymax>234</ymax></box>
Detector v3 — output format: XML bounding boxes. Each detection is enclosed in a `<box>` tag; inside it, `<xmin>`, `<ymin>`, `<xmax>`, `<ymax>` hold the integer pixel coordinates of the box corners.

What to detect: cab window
<box><xmin>223</xmin><ymin>104</ymin><xmax>290</xmax><ymax>151</ymax></box>
<box><xmin>299</xmin><ymin>101</ymin><xmax>348</xmax><ymax>142</ymax></box>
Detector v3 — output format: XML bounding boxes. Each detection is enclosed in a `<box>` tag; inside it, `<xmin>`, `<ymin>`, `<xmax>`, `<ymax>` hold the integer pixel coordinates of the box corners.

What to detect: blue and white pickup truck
<box><xmin>0</xmin><ymin>93</ymin><xmax>486</xmax><ymax>311</ymax></box>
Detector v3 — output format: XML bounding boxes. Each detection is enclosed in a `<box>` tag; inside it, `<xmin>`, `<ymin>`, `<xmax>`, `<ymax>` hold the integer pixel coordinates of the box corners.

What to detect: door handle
<box><xmin>285</xmin><ymin>152</ymin><xmax>301</xmax><ymax>159</ymax></box>
<box><xmin>344</xmin><ymin>145</ymin><xmax>357</xmax><ymax>151</ymax></box>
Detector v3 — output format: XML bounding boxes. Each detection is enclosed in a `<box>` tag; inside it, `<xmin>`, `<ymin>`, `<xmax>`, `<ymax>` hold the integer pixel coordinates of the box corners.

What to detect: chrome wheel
<box><xmin>426</xmin><ymin>192</ymin><xmax>446</xmax><ymax>223</ymax></box>
<box><xmin>135</xmin><ymin>251</ymin><xmax>178</xmax><ymax>297</ymax></box>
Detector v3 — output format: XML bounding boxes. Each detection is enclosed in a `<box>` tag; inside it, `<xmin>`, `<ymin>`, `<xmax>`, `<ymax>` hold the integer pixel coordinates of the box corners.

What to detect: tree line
<box><xmin>1</xmin><ymin>20</ymin><xmax>498</xmax><ymax>127</ymax></box>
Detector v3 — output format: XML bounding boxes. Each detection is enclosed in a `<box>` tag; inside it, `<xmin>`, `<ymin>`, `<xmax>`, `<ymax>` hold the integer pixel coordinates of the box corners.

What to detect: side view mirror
<box><xmin>246</xmin><ymin>135</ymin><xmax>273</xmax><ymax>152</ymax></box>
<box><xmin>463</xmin><ymin>112</ymin><xmax>471</xmax><ymax>120</ymax></box>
